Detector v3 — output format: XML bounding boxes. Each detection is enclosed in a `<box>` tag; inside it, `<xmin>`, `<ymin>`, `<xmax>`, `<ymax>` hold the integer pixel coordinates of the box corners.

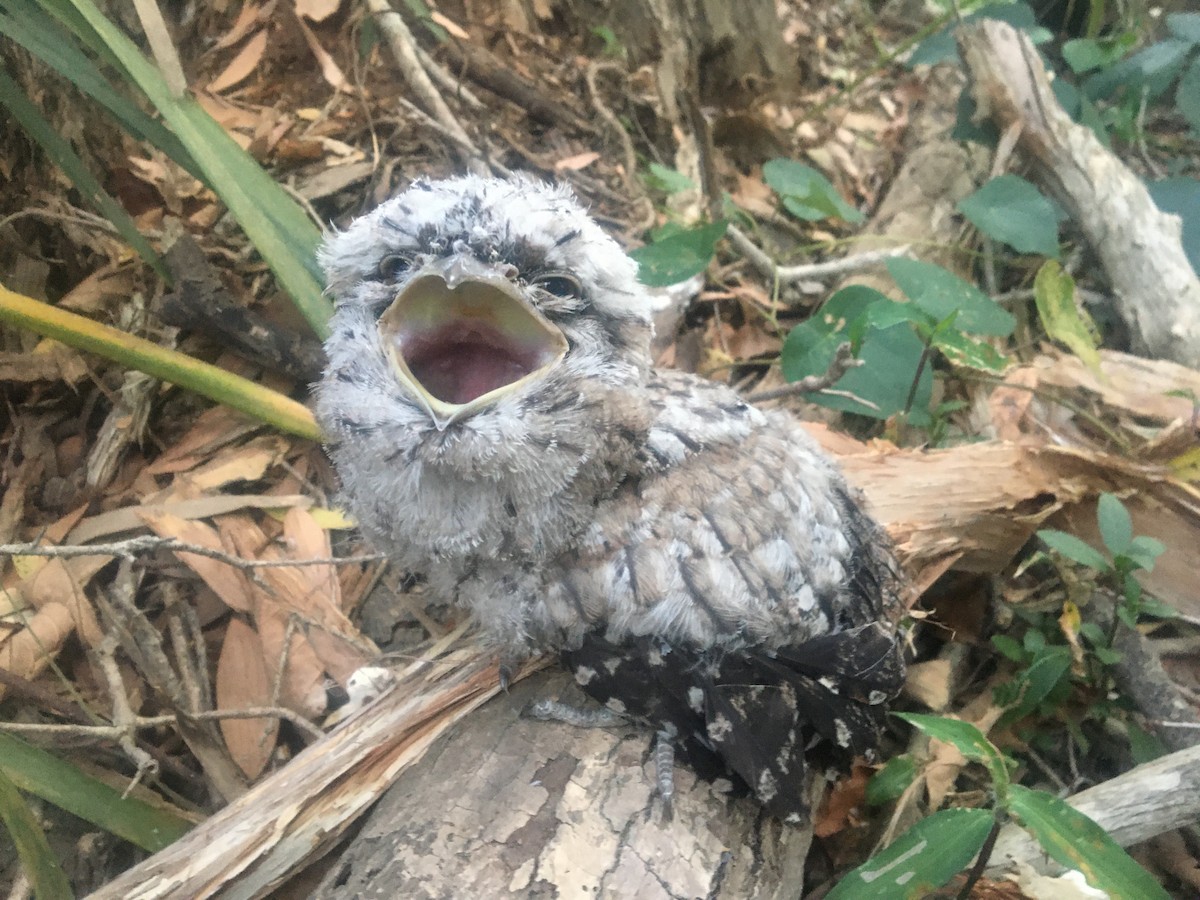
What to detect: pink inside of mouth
<box><xmin>398</xmin><ymin>323</ymin><xmax>544</xmax><ymax>404</ymax></box>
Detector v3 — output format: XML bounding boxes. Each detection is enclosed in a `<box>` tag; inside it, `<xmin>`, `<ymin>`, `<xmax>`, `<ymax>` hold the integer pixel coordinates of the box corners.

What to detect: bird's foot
<box><xmin>653</xmin><ymin>728</ymin><xmax>676</xmax><ymax>822</ymax></box>
<box><xmin>524</xmin><ymin>699</ymin><xmax>625</xmax><ymax>728</ymax></box>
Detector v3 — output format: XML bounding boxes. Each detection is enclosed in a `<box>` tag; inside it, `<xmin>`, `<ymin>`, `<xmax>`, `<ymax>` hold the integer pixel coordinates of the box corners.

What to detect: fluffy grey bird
<box><xmin>316</xmin><ymin>175</ymin><xmax>906</xmax><ymax>821</ymax></box>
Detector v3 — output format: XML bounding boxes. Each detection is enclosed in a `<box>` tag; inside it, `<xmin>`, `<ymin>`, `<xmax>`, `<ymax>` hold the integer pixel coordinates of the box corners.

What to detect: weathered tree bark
<box><xmin>312</xmin><ymin>672</ymin><xmax>818</xmax><ymax>899</ymax></box>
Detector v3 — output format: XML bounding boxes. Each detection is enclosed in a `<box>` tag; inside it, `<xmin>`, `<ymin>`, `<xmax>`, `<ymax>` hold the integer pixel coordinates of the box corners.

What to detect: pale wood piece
<box><xmin>958</xmin><ymin>20</ymin><xmax>1200</xmax><ymax>368</ymax></box>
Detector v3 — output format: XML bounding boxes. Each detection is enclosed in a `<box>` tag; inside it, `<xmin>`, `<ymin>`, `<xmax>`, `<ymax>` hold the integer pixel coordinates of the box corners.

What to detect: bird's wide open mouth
<box><xmin>377</xmin><ymin>258</ymin><xmax>568</xmax><ymax>428</ymax></box>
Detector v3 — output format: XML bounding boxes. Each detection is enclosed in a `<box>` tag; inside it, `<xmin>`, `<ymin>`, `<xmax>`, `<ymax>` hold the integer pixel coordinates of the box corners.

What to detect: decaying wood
<box><xmin>312</xmin><ymin>672</ymin><xmax>820</xmax><ymax>899</ymax></box>
<box><xmin>958</xmin><ymin>20</ymin><xmax>1200</xmax><ymax>368</ymax></box>
<box><xmin>986</xmin><ymin>744</ymin><xmax>1200</xmax><ymax>877</ymax></box>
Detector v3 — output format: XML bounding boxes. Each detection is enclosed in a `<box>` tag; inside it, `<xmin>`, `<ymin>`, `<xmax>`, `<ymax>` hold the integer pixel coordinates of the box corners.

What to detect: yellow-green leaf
<box><xmin>1034</xmin><ymin>260</ymin><xmax>1102</xmax><ymax>373</ymax></box>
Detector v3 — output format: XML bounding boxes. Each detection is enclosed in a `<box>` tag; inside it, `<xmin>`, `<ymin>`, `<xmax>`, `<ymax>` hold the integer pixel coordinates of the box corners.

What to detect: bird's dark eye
<box><xmin>533</xmin><ymin>272</ymin><xmax>582</xmax><ymax>299</ymax></box>
<box><xmin>376</xmin><ymin>253</ymin><xmax>414</xmax><ymax>280</ymax></box>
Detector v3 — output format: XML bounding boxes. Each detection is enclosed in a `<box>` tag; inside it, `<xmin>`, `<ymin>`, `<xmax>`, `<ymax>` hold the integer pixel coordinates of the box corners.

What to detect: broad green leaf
<box><xmin>908</xmin><ymin>2</ymin><xmax>1049</xmax><ymax>68</ymax></box>
<box><xmin>866</xmin><ymin>756</ymin><xmax>917</xmax><ymax>806</ymax></box>
<box><xmin>0</xmin><ymin>733</ymin><xmax>193</xmax><ymax>853</ymax></box>
<box><xmin>931</xmin><ymin>328</ymin><xmax>1009</xmax><ymax>372</ymax></box>
<box><xmin>1176</xmin><ymin>57</ymin><xmax>1200</xmax><ymax>135</ymax></box>
<box><xmin>1167</xmin><ymin>11</ymin><xmax>1200</xmax><ymax>44</ymax></box>
<box><xmin>957</xmin><ymin>175</ymin><xmax>1061</xmax><ymax>258</ymax></box>
<box><xmin>1001</xmin><ymin>647</ymin><xmax>1072</xmax><ymax>725</ymax></box>
<box><xmin>1008</xmin><ymin>785</ymin><xmax>1171</xmax><ymax>900</ymax></box>
<box><xmin>783</xmin><ymin>320</ymin><xmax>931</xmax><ymax>422</ymax></box>
<box><xmin>762</xmin><ymin>159</ymin><xmax>864</xmax><ymax>224</ymax></box>
<box><xmin>630</xmin><ymin>220</ymin><xmax>727</xmax><ymax>286</ymax></box>
<box><xmin>0</xmin><ymin>66</ymin><xmax>166</xmax><ymax>279</ymax></box>
<box><xmin>886</xmin><ymin>258</ymin><xmax>1015</xmax><ymax>337</ymax></box>
<box><xmin>896</xmin><ymin>714</ymin><xmax>999</xmax><ymax>766</ymax></box>
<box><xmin>1033</xmin><ymin>260</ymin><xmax>1101</xmax><ymax>372</ymax></box>
<box><xmin>1062</xmin><ymin>34</ymin><xmax>1137</xmax><ymax>74</ymax></box>
<box><xmin>0</xmin><ymin>766</ymin><xmax>73</xmax><ymax>900</ymax></box>
<box><xmin>49</xmin><ymin>0</ymin><xmax>330</xmax><ymax>336</ymax></box>
<box><xmin>645</xmin><ymin>162</ymin><xmax>696</xmax><ymax>194</ymax></box>
<box><xmin>1125</xmin><ymin>535</ymin><xmax>1166</xmax><ymax>571</ymax></box>
<box><xmin>0</xmin><ymin>284</ymin><xmax>323</xmax><ymax>441</ymax></box>
<box><xmin>1146</xmin><ymin>178</ymin><xmax>1200</xmax><ymax>275</ymax></box>
<box><xmin>1038</xmin><ymin>529</ymin><xmax>1110</xmax><ymax>570</ymax></box>
<box><xmin>826</xmin><ymin>808</ymin><xmax>994</xmax><ymax>900</ymax></box>
<box><xmin>810</xmin><ymin>285</ymin><xmax>889</xmax><ymax>338</ymax></box>
<box><xmin>991</xmin><ymin>634</ymin><xmax>1024</xmax><ymax>662</ymax></box>
<box><xmin>865</xmin><ymin>299</ymin><xmax>935</xmax><ymax>332</ymax></box>
<box><xmin>1096</xmin><ymin>493</ymin><xmax>1133</xmax><ymax>557</ymax></box>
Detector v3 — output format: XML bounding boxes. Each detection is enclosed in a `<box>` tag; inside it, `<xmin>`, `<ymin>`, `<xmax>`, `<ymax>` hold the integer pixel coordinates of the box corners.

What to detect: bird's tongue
<box><xmin>403</xmin><ymin>325</ymin><xmax>542</xmax><ymax>405</ymax></box>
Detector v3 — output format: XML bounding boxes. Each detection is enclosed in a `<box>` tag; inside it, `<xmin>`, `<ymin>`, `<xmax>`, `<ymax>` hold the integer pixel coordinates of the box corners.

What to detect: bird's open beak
<box><xmin>377</xmin><ymin>255</ymin><xmax>568</xmax><ymax>429</ymax></box>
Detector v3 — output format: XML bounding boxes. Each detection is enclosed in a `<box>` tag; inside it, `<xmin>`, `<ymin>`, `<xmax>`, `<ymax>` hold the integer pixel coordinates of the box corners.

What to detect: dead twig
<box><xmin>727</xmin><ymin>224</ymin><xmax>910</xmax><ymax>286</ymax></box>
<box><xmin>0</xmin><ymin>706</ymin><xmax>324</xmax><ymax>742</ymax></box>
<box><xmin>0</xmin><ymin>536</ymin><xmax>384</xmax><ymax>570</ymax></box>
<box><xmin>361</xmin><ymin>0</ymin><xmax>485</xmax><ymax>173</ymax></box>
<box><xmin>746</xmin><ymin>342</ymin><xmax>867</xmax><ymax>404</ymax></box>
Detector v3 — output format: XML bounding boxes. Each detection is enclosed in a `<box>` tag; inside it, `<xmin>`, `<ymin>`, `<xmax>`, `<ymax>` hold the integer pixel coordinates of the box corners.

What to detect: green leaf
<box><xmin>1176</xmin><ymin>56</ymin><xmax>1200</xmax><ymax>135</ymax></box>
<box><xmin>49</xmin><ymin>0</ymin><xmax>330</xmax><ymax>336</ymax></box>
<box><xmin>1003</xmin><ymin>647</ymin><xmax>1072</xmax><ymax>723</ymax></box>
<box><xmin>826</xmin><ymin>808</ymin><xmax>995</xmax><ymax>900</ymax></box>
<box><xmin>897</xmin><ymin>714</ymin><xmax>1000</xmax><ymax>767</ymax></box>
<box><xmin>1008</xmin><ymin>785</ymin><xmax>1171</xmax><ymax>900</ymax></box>
<box><xmin>0</xmin><ymin>733</ymin><xmax>192</xmax><ymax>853</ymax></box>
<box><xmin>991</xmin><ymin>634</ymin><xmax>1025</xmax><ymax>662</ymax></box>
<box><xmin>866</xmin><ymin>756</ymin><xmax>918</xmax><ymax>807</ymax></box>
<box><xmin>931</xmin><ymin>328</ymin><xmax>1009</xmax><ymax>372</ymax></box>
<box><xmin>908</xmin><ymin>2</ymin><xmax>1049</xmax><ymax>68</ymax></box>
<box><xmin>1123</xmin><ymin>534</ymin><xmax>1166</xmax><ymax>572</ymax></box>
<box><xmin>1096</xmin><ymin>493</ymin><xmax>1133</xmax><ymax>557</ymax></box>
<box><xmin>1167</xmin><ymin>12</ymin><xmax>1200</xmax><ymax>44</ymax></box>
<box><xmin>0</xmin><ymin>66</ymin><xmax>166</xmax><ymax>279</ymax></box>
<box><xmin>0</xmin><ymin>766</ymin><xmax>73</xmax><ymax>900</ymax></box>
<box><xmin>1033</xmin><ymin>260</ymin><xmax>1101</xmax><ymax>372</ymax></box>
<box><xmin>630</xmin><ymin>220</ymin><xmax>727</xmax><ymax>286</ymax></box>
<box><xmin>1146</xmin><ymin>178</ymin><xmax>1200</xmax><ymax>275</ymax></box>
<box><xmin>886</xmin><ymin>258</ymin><xmax>1016</xmax><ymax>337</ymax></box>
<box><xmin>958</xmin><ymin>175</ymin><xmax>1061</xmax><ymax>257</ymax></box>
<box><xmin>1136</xmin><ymin>596</ymin><xmax>1178</xmax><ymax>619</ymax></box>
<box><xmin>1038</xmin><ymin>529</ymin><xmax>1110</xmax><ymax>570</ymax></box>
<box><xmin>762</xmin><ymin>159</ymin><xmax>864</xmax><ymax>224</ymax></box>
<box><xmin>645</xmin><ymin>162</ymin><xmax>696</xmax><ymax>195</ymax></box>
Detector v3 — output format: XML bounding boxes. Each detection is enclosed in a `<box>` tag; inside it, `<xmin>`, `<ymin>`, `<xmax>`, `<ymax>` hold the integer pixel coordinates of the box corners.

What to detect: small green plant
<box><xmin>831</xmin><ymin>715</ymin><xmax>1169</xmax><ymax>899</ymax></box>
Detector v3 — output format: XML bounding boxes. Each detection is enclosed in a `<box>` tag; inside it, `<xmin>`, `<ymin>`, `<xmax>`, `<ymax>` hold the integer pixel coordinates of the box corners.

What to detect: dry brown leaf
<box><xmin>554</xmin><ymin>151</ymin><xmax>600</xmax><ymax>172</ymax></box>
<box><xmin>215</xmin><ymin>616</ymin><xmax>279</xmax><ymax>779</ymax></box>
<box><xmin>56</xmin><ymin>265</ymin><xmax>137</xmax><ymax>313</ymax></box>
<box><xmin>176</xmin><ymin>436</ymin><xmax>288</xmax><ymax>494</ymax></box>
<box><xmin>905</xmin><ymin>657</ymin><xmax>953</xmax><ymax>710</ymax></box>
<box><xmin>294</xmin><ymin>0</ymin><xmax>339</xmax><ymax>22</ymax></box>
<box><xmin>0</xmin><ymin>602</ymin><xmax>75</xmax><ymax>699</ymax></box>
<box><xmin>144</xmin><ymin>406</ymin><xmax>261</xmax><ymax>476</ymax></box>
<box><xmin>429</xmin><ymin>11</ymin><xmax>470</xmax><ymax>39</ymax></box>
<box><xmin>214</xmin><ymin>0</ymin><xmax>272</xmax><ymax>50</ymax></box>
<box><xmin>21</xmin><ymin>556</ymin><xmax>107</xmax><ymax>646</ymax></box>
<box><xmin>140</xmin><ymin>512</ymin><xmax>255</xmax><ymax>613</ymax></box>
<box><xmin>208</xmin><ymin>29</ymin><xmax>269</xmax><ymax>94</ymax></box>
<box><xmin>814</xmin><ymin>763</ymin><xmax>871</xmax><ymax>837</ymax></box>
<box><xmin>252</xmin><ymin>599</ymin><xmax>327</xmax><ymax>718</ymax></box>
<box><xmin>68</xmin><ymin>494</ymin><xmax>312</xmax><ymax>544</ymax></box>
<box><xmin>988</xmin><ymin>365</ymin><xmax>1040</xmax><ymax>440</ymax></box>
<box><xmin>292</xmin><ymin>12</ymin><xmax>347</xmax><ymax>91</ymax></box>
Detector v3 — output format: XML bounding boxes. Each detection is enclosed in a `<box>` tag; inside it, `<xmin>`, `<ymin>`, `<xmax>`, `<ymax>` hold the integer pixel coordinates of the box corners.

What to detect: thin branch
<box><xmin>0</xmin><ymin>536</ymin><xmax>384</xmax><ymax>570</ymax></box>
<box><xmin>746</xmin><ymin>342</ymin><xmax>865</xmax><ymax>404</ymax></box>
<box><xmin>727</xmin><ymin>224</ymin><xmax>910</xmax><ymax>285</ymax></box>
<box><xmin>0</xmin><ymin>706</ymin><xmax>324</xmax><ymax>742</ymax></box>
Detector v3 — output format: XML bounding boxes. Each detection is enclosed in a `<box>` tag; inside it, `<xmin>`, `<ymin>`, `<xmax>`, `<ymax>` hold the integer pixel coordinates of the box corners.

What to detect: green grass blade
<box><xmin>0</xmin><ymin>733</ymin><xmax>192</xmax><ymax>854</ymax></box>
<box><xmin>42</xmin><ymin>0</ymin><xmax>332</xmax><ymax>336</ymax></box>
<box><xmin>0</xmin><ymin>2</ymin><xmax>200</xmax><ymax>179</ymax></box>
<box><xmin>0</xmin><ymin>283</ymin><xmax>324</xmax><ymax>441</ymax></box>
<box><xmin>0</xmin><ymin>65</ymin><xmax>167</xmax><ymax>279</ymax></box>
<box><xmin>0</xmin><ymin>764</ymin><xmax>74</xmax><ymax>900</ymax></box>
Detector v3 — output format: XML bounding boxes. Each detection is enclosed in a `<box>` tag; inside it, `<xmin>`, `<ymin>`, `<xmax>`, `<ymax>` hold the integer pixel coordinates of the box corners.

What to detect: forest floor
<box><xmin>2</xmin><ymin>0</ymin><xmax>1200</xmax><ymax>896</ymax></box>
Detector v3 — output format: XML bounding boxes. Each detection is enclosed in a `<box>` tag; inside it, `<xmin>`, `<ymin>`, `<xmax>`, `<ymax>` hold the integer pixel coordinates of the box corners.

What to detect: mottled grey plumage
<box><xmin>317</xmin><ymin>175</ymin><xmax>906</xmax><ymax>821</ymax></box>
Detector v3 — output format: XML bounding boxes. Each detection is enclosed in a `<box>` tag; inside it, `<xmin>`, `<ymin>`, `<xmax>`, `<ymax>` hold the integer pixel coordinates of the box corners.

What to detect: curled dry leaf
<box><xmin>139</xmin><ymin>511</ymin><xmax>255</xmax><ymax>613</ymax></box>
<box><xmin>0</xmin><ymin>602</ymin><xmax>75</xmax><ymax>699</ymax></box>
